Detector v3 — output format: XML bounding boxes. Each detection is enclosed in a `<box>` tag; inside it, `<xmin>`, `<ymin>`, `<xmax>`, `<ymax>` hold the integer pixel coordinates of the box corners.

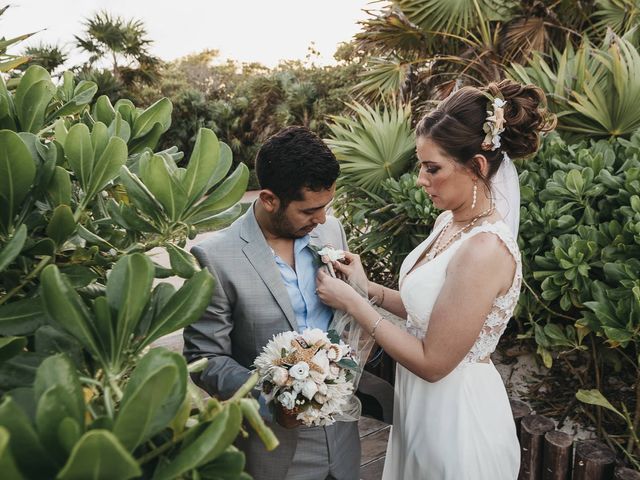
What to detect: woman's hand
<box><xmin>316</xmin><ymin>269</ymin><xmax>363</xmax><ymax>313</ymax></box>
<box><xmin>331</xmin><ymin>251</ymin><xmax>368</xmax><ymax>293</ymax></box>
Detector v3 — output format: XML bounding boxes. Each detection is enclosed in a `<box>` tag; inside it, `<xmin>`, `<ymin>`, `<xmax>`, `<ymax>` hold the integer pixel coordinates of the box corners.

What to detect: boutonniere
<box><xmin>309</xmin><ymin>244</ymin><xmax>345</xmax><ymax>277</ymax></box>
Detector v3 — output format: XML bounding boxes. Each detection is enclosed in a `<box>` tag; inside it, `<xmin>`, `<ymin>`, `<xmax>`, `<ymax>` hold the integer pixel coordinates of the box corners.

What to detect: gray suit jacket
<box><xmin>183</xmin><ymin>203</ymin><xmax>352</xmax><ymax>478</ymax></box>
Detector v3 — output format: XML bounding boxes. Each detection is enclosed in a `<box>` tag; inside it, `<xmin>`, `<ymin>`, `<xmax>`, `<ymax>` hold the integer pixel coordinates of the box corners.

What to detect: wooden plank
<box><xmin>511</xmin><ymin>399</ymin><xmax>532</xmax><ymax>438</ymax></box>
<box><xmin>360</xmin><ymin>426</ymin><xmax>390</xmax><ymax>466</ymax></box>
<box><xmin>519</xmin><ymin>414</ymin><xmax>555</xmax><ymax>480</ymax></box>
<box><xmin>543</xmin><ymin>430</ymin><xmax>573</xmax><ymax>480</ymax></box>
<box><xmin>360</xmin><ymin>456</ymin><xmax>385</xmax><ymax>480</ymax></box>
<box><xmin>615</xmin><ymin>467</ymin><xmax>640</xmax><ymax>480</ymax></box>
<box><xmin>573</xmin><ymin>440</ymin><xmax>615</xmax><ymax>480</ymax></box>
<box><xmin>358</xmin><ymin>416</ymin><xmax>389</xmax><ymax>438</ymax></box>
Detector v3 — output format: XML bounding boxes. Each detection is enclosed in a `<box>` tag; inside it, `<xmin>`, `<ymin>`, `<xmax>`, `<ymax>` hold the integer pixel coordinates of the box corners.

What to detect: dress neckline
<box><xmin>401</xmin><ymin>215</ymin><xmax>510</xmax><ymax>286</ymax></box>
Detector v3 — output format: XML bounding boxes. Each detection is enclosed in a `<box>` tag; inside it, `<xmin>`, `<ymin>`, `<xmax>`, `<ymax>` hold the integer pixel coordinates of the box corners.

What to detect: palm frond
<box><xmin>326</xmin><ymin>102</ymin><xmax>415</xmax><ymax>193</ymax></box>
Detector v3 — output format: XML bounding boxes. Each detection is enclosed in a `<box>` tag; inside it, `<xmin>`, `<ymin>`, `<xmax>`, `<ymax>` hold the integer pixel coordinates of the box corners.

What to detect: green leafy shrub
<box><xmin>0</xmin><ymin>65</ymin><xmax>274</xmax><ymax>478</ymax></box>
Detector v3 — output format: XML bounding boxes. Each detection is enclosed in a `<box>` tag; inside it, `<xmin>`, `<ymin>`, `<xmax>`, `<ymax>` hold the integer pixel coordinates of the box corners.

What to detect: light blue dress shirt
<box><xmin>271</xmin><ymin>235</ymin><xmax>333</xmax><ymax>333</ymax></box>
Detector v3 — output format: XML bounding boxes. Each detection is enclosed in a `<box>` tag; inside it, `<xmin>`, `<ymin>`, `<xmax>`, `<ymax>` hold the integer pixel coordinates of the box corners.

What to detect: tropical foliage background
<box><xmin>328</xmin><ymin>0</ymin><xmax>640</xmax><ymax>469</ymax></box>
<box><xmin>3</xmin><ymin>0</ymin><xmax>640</xmax><ymax>472</ymax></box>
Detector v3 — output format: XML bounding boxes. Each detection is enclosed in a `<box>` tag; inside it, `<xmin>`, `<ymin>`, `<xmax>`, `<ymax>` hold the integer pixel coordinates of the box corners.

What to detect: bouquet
<box><xmin>254</xmin><ymin>328</ymin><xmax>359</xmax><ymax>427</ymax></box>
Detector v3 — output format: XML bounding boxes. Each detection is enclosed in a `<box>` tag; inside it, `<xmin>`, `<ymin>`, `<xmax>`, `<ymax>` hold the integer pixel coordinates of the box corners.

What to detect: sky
<box><xmin>2</xmin><ymin>0</ymin><xmax>376</xmax><ymax>68</ymax></box>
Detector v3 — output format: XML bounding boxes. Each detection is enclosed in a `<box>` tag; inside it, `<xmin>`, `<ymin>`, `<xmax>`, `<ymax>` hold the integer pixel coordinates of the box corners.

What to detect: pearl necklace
<box><xmin>426</xmin><ymin>204</ymin><xmax>496</xmax><ymax>261</ymax></box>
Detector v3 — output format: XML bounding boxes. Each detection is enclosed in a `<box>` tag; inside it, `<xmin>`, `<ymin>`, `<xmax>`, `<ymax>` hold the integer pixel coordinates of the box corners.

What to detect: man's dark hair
<box><xmin>255</xmin><ymin>126</ymin><xmax>340</xmax><ymax>205</ymax></box>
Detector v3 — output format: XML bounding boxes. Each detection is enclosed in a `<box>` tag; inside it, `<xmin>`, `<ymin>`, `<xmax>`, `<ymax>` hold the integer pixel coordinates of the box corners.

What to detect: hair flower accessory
<box><xmin>481</xmin><ymin>97</ymin><xmax>507</xmax><ymax>151</ymax></box>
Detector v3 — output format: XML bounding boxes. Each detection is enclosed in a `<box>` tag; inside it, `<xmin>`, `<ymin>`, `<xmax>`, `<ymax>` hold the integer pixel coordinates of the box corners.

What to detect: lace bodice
<box><xmin>399</xmin><ymin>214</ymin><xmax>522</xmax><ymax>365</ymax></box>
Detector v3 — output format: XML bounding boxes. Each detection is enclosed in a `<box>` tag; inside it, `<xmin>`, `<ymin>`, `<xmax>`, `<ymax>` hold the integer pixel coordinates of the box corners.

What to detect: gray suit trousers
<box><xmin>239</xmin><ymin>420</ymin><xmax>360</xmax><ymax>480</ymax></box>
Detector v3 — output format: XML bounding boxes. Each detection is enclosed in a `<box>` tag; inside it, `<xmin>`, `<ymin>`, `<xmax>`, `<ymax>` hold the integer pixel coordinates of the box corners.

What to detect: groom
<box><xmin>183</xmin><ymin>126</ymin><xmax>361</xmax><ymax>480</ymax></box>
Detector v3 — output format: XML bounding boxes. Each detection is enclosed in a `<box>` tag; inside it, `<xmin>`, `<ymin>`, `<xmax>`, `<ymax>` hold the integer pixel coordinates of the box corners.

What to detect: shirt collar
<box><xmin>295</xmin><ymin>235</ymin><xmax>311</xmax><ymax>255</ymax></box>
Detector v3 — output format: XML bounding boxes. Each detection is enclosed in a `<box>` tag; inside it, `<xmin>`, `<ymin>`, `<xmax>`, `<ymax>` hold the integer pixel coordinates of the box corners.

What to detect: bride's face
<box><xmin>415</xmin><ymin>136</ymin><xmax>474</xmax><ymax>211</ymax></box>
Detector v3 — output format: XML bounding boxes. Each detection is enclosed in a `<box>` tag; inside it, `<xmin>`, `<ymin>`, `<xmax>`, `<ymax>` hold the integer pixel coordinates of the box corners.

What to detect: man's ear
<box><xmin>259</xmin><ymin>189</ymin><xmax>280</xmax><ymax>213</ymax></box>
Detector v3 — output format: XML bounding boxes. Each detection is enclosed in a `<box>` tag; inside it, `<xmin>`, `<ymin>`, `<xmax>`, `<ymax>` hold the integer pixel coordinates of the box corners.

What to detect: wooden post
<box><xmin>572</xmin><ymin>440</ymin><xmax>615</xmax><ymax>480</ymax></box>
<box><xmin>519</xmin><ymin>415</ymin><xmax>555</xmax><ymax>480</ymax></box>
<box><xmin>511</xmin><ymin>399</ymin><xmax>532</xmax><ymax>438</ymax></box>
<box><xmin>542</xmin><ymin>430</ymin><xmax>573</xmax><ymax>480</ymax></box>
<box><xmin>615</xmin><ymin>467</ymin><xmax>640</xmax><ymax>480</ymax></box>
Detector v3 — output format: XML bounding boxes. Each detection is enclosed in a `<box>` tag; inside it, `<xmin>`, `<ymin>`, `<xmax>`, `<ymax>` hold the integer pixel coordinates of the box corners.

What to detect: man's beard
<box><xmin>272</xmin><ymin>208</ymin><xmax>313</xmax><ymax>239</ymax></box>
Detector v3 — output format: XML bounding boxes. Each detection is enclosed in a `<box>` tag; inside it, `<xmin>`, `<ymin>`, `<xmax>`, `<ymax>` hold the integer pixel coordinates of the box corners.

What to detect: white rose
<box><xmin>289</xmin><ymin>362</ymin><xmax>310</xmax><ymax>380</ymax></box>
<box><xmin>277</xmin><ymin>391</ymin><xmax>296</xmax><ymax>410</ymax></box>
<box><xmin>271</xmin><ymin>366</ymin><xmax>289</xmax><ymax>387</ymax></box>
<box><xmin>301</xmin><ymin>379</ymin><xmax>319</xmax><ymax>400</ymax></box>
<box><xmin>292</xmin><ymin>380</ymin><xmax>304</xmax><ymax>393</ymax></box>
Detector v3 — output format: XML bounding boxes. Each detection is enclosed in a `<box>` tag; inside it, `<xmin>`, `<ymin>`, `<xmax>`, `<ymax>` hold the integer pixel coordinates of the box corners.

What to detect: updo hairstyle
<box><xmin>415</xmin><ymin>79</ymin><xmax>556</xmax><ymax>186</ymax></box>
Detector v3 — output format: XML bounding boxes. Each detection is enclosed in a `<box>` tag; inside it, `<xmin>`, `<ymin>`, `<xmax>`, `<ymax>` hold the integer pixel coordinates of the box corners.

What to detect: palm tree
<box><xmin>19</xmin><ymin>42</ymin><xmax>68</xmax><ymax>75</ymax></box>
<box><xmin>353</xmin><ymin>0</ymin><xmax>603</xmax><ymax>104</ymax></box>
<box><xmin>75</xmin><ymin>11</ymin><xmax>159</xmax><ymax>85</ymax></box>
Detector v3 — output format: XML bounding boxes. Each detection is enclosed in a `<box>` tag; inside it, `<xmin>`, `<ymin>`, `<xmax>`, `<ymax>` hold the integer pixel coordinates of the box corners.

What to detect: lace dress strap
<box><xmin>455</xmin><ymin>220</ymin><xmax>523</xmax><ymax>365</ymax></box>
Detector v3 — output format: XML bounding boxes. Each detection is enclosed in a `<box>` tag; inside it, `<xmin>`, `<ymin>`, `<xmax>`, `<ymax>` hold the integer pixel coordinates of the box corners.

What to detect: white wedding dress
<box><xmin>382</xmin><ymin>213</ymin><xmax>521</xmax><ymax>480</ymax></box>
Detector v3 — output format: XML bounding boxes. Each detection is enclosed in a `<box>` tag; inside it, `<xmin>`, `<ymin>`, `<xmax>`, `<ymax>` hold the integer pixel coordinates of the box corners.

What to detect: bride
<box><xmin>316</xmin><ymin>79</ymin><xmax>555</xmax><ymax>479</ymax></box>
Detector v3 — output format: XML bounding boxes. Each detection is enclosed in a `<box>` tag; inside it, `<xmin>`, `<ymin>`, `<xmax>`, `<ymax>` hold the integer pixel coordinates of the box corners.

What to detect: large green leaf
<box><xmin>0</xmin><ymin>74</ymin><xmax>16</xmax><ymax>130</ymax></box>
<box><xmin>131</xmin><ymin>97</ymin><xmax>172</xmax><ymax>139</ymax></box>
<box><xmin>166</xmin><ymin>244</ymin><xmax>200</xmax><ymax>279</ymax></box>
<box><xmin>0</xmin><ymin>427</ymin><xmax>24</xmax><ymax>480</ymax></box>
<box><xmin>49</xmin><ymin>78</ymin><xmax>97</xmax><ymax>120</ymax></box>
<box><xmin>0</xmin><ymin>130</ymin><xmax>36</xmax><ymax>232</ymax></box>
<box><xmin>92</xmin><ymin>95</ymin><xmax>115</xmax><ymax>125</ymax></box>
<box><xmin>34</xmin><ymin>354</ymin><xmax>84</xmax><ymax>426</ymax></box>
<box><xmin>152</xmin><ymin>407</ymin><xmax>237</xmax><ymax>480</ymax></box>
<box><xmin>33</xmin><ymin>355</ymin><xmax>84</xmax><ymax>461</ymax></box>
<box><xmin>118</xmin><ymin>165</ymin><xmax>165</xmax><ymax>221</ymax></box>
<box><xmin>576</xmin><ymin>388</ymin><xmax>625</xmax><ymax>418</ymax></box>
<box><xmin>205</xmin><ymin>141</ymin><xmax>233</xmax><ymax>192</ymax></box>
<box><xmin>183</xmin><ymin>128</ymin><xmax>220</xmax><ymax>205</ymax></box>
<box><xmin>86</xmin><ymin>136</ymin><xmax>127</xmax><ymax>200</ymax></box>
<box><xmin>139</xmin><ymin>154</ymin><xmax>187</xmax><ymax>221</ymax></box>
<box><xmin>191</xmin><ymin>203</ymin><xmax>243</xmax><ymax>230</ymax></box>
<box><xmin>113</xmin><ymin>349</ymin><xmax>186</xmax><ymax>451</ymax></box>
<box><xmin>40</xmin><ymin>265</ymin><xmax>103</xmax><ymax>362</ymax></box>
<box><xmin>46</xmin><ymin>166</ymin><xmax>72</xmax><ymax>207</ymax></box>
<box><xmin>185</xmin><ymin>163</ymin><xmax>249</xmax><ymax>222</ymax></box>
<box><xmin>0</xmin><ymin>224</ymin><xmax>27</xmax><ymax>272</ymax></box>
<box><xmin>0</xmin><ymin>336</ymin><xmax>26</xmax><ymax>362</ymax></box>
<box><xmin>0</xmin><ymin>297</ymin><xmax>46</xmax><ymax>335</ymax></box>
<box><xmin>46</xmin><ymin>204</ymin><xmax>76</xmax><ymax>246</ymax></box>
<box><xmin>13</xmin><ymin>65</ymin><xmax>56</xmax><ymax>133</ymax></box>
<box><xmin>106</xmin><ymin>253</ymin><xmax>154</xmax><ymax>359</ymax></box>
<box><xmin>64</xmin><ymin>123</ymin><xmax>94</xmax><ymax>192</ymax></box>
<box><xmin>0</xmin><ymin>396</ymin><xmax>55</xmax><ymax>478</ymax></box>
<box><xmin>56</xmin><ymin>430</ymin><xmax>141</xmax><ymax>480</ymax></box>
<box><xmin>198</xmin><ymin>446</ymin><xmax>247</xmax><ymax>479</ymax></box>
<box><xmin>140</xmin><ymin>269</ymin><xmax>215</xmax><ymax>348</ymax></box>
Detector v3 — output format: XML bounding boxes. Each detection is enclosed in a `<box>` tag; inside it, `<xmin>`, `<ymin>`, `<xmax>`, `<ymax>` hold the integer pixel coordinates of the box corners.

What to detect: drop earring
<box><xmin>471</xmin><ymin>181</ymin><xmax>477</xmax><ymax>209</ymax></box>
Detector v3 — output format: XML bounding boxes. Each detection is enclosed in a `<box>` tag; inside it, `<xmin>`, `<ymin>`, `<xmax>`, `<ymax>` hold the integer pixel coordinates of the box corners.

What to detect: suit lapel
<box><xmin>240</xmin><ymin>205</ymin><xmax>298</xmax><ymax>332</ymax></box>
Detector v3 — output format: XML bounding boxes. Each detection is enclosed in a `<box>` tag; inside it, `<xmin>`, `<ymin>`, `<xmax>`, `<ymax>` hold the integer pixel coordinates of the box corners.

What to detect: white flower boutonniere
<box><xmin>312</xmin><ymin>244</ymin><xmax>345</xmax><ymax>277</ymax></box>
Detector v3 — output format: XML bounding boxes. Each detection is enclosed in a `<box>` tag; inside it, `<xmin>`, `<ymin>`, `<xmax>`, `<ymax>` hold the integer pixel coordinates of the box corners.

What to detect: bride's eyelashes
<box><xmin>419</xmin><ymin>162</ymin><xmax>440</xmax><ymax>174</ymax></box>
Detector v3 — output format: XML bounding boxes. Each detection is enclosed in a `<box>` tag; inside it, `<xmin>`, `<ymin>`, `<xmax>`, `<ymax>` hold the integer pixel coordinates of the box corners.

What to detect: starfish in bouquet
<box><xmin>274</xmin><ymin>338</ymin><xmax>326</xmax><ymax>373</ymax></box>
